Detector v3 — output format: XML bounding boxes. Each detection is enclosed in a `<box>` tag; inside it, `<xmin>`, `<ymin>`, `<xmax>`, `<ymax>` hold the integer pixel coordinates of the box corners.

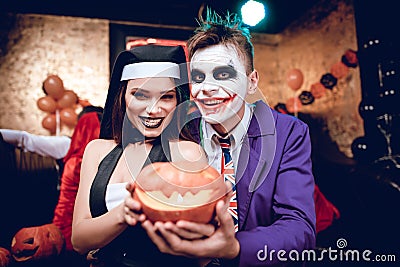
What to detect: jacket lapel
<box><xmin>190</xmin><ymin>102</ymin><xmax>278</xmax><ymax>230</ymax></box>
<box><xmin>236</xmin><ymin>137</ymin><xmax>265</xmax><ymax>229</ymax></box>
<box><xmin>236</xmin><ymin>101</ymin><xmax>277</xmax><ymax>230</ymax></box>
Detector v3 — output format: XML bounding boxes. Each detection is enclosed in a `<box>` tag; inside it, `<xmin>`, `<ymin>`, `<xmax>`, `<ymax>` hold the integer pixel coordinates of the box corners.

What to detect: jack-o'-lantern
<box><xmin>11</xmin><ymin>223</ymin><xmax>64</xmax><ymax>262</ymax></box>
<box><xmin>0</xmin><ymin>247</ymin><xmax>11</xmax><ymax>267</ymax></box>
<box><xmin>134</xmin><ymin>162</ymin><xmax>226</xmax><ymax>223</ymax></box>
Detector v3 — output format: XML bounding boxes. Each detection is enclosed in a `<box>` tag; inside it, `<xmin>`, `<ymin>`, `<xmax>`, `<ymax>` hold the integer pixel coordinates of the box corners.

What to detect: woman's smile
<box><xmin>139</xmin><ymin>116</ymin><xmax>164</xmax><ymax>128</ymax></box>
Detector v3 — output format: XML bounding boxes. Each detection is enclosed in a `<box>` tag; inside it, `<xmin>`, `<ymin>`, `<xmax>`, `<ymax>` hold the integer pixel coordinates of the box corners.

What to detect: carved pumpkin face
<box><xmin>11</xmin><ymin>223</ymin><xmax>64</xmax><ymax>262</ymax></box>
<box><xmin>134</xmin><ymin>162</ymin><xmax>226</xmax><ymax>223</ymax></box>
<box><xmin>0</xmin><ymin>247</ymin><xmax>11</xmax><ymax>267</ymax></box>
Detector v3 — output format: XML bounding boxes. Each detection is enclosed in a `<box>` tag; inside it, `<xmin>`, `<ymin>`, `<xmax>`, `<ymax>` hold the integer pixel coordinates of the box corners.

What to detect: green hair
<box><xmin>188</xmin><ymin>8</ymin><xmax>254</xmax><ymax>74</ymax></box>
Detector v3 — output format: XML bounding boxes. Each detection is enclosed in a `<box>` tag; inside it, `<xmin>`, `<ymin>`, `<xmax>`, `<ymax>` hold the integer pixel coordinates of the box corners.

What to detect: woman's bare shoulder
<box><xmin>84</xmin><ymin>139</ymin><xmax>118</xmax><ymax>160</ymax></box>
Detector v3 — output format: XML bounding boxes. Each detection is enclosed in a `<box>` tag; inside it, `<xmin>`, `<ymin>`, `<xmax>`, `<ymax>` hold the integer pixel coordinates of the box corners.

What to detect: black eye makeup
<box><xmin>213</xmin><ymin>66</ymin><xmax>237</xmax><ymax>80</ymax></box>
<box><xmin>191</xmin><ymin>66</ymin><xmax>238</xmax><ymax>83</ymax></box>
<box><xmin>191</xmin><ymin>69</ymin><xmax>205</xmax><ymax>83</ymax></box>
<box><xmin>160</xmin><ymin>90</ymin><xmax>176</xmax><ymax>100</ymax></box>
<box><xmin>130</xmin><ymin>89</ymin><xmax>150</xmax><ymax>100</ymax></box>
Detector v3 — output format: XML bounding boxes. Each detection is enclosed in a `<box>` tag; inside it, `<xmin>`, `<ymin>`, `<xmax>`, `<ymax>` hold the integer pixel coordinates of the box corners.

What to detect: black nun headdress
<box><xmin>99</xmin><ymin>45</ymin><xmax>190</xmax><ymax>143</ymax></box>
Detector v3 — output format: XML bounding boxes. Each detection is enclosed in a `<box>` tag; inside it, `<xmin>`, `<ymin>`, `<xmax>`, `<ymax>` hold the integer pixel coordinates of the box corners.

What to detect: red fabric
<box><xmin>52</xmin><ymin>112</ymin><xmax>100</xmax><ymax>251</ymax></box>
<box><xmin>314</xmin><ymin>184</ymin><xmax>340</xmax><ymax>233</ymax></box>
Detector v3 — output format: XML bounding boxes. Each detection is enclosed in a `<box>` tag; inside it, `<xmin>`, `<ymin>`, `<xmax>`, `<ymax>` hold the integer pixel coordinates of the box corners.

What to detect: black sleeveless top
<box><xmin>89</xmin><ymin>137</ymin><xmax>198</xmax><ymax>267</ymax></box>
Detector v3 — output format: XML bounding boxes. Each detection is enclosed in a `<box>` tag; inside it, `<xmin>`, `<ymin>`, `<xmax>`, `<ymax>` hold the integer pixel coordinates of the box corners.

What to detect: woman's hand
<box><xmin>123</xmin><ymin>182</ymin><xmax>146</xmax><ymax>226</ymax></box>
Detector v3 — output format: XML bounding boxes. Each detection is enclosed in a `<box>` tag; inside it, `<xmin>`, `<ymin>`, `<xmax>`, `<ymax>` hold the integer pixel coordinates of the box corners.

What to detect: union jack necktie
<box><xmin>218</xmin><ymin>137</ymin><xmax>238</xmax><ymax>232</ymax></box>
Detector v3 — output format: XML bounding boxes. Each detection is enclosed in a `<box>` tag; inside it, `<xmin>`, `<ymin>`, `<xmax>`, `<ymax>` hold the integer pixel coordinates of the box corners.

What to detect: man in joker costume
<box><xmin>142</xmin><ymin>11</ymin><xmax>316</xmax><ymax>266</ymax></box>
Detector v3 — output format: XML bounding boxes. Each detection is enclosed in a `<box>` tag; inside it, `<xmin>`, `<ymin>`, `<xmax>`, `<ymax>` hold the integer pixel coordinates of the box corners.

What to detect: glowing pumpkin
<box><xmin>134</xmin><ymin>162</ymin><xmax>226</xmax><ymax>223</ymax></box>
<box><xmin>11</xmin><ymin>223</ymin><xmax>64</xmax><ymax>262</ymax></box>
<box><xmin>0</xmin><ymin>247</ymin><xmax>11</xmax><ymax>267</ymax></box>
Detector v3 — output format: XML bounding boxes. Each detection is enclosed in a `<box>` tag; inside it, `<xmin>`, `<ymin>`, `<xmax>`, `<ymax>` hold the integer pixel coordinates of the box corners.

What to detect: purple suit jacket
<box><xmin>191</xmin><ymin>100</ymin><xmax>316</xmax><ymax>266</ymax></box>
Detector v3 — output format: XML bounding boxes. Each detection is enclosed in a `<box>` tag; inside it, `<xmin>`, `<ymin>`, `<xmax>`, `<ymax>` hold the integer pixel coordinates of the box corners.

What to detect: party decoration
<box><xmin>299</xmin><ymin>91</ymin><xmax>315</xmax><ymax>105</ymax></box>
<box><xmin>37</xmin><ymin>96</ymin><xmax>57</xmax><ymax>113</ymax></box>
<box><xmin>11</xmin><ymin>223</ymin><xmax>64</xmax><ymax>262</ymax></box>
<box><xmin>320</xmin><ymin>73</ymin><xmax>337</xmax><ymax>90</ymax></box>
<box><xmin>285</xmin><ymin>97</ymin><xmax>302</xmax><ymax>114</ymax></box>
<box><xmin>351</xmin><ymin>136</ymin><xmax>371</xmax><ymax>162</ymax></box>
<box><xmin>41</xmin><ymin>114</ymin><xmax>57</xmax><ymax>134</ymax></box>
<box><xmin>0</xmin><ymin>247</ymin><xmax>11</xmax><ymax>267</ymax></box>
<box><xmin>60</xmin><ymin>108</ymin><xmax>78</xmax><ymax>127</ymax></box>
<box><xmin>134</xmin><ymin>162</ymin><xmax>225</xmax><ymax>223</ymax></box>
<box><xmin>286</xmin><ymin>68</ymin><xmax>304</xmax><ymax>91</ymax></box>
<box><xmin>57</xmin><ymin>90</ymin><xmax>78</xmax><ymax>109</ymax></box>
<box><xmin>341</xmin><ymin>49</ymin><xmax>358</xmax><ymax>68</ymax></box>
<box><xmin>358</xmin><ymin>100</ymin><xmax>376</xmax><ymax>120</ymax></box>
<box><xmin>310</xmin><ymin>82</ymin><xmax>326</xmax><ymax>99</ymax></box>
<box><xmin>275</xmin><ymin>49</ymin><xmax>358</xmax><ymax>116</ymax></box>
<box><xmin>330</xmin><ymin>62</ymin><xmax>349</xmax><ymax>79</ymax></box>
<box><xmin>43</xmin><ymin>75</ymin><xmax>65</xmax><ymax>100</ymax></box>
<box><xmin>274</xmin><ymin>103</ymin><xmax>289</xmax><ymax>114</ymax></box>
<box><xmin>37</xmin><ymin>75</ymin><xmax>81</xmax><ymax>133</ymax></box>
<box><xmin>351</xmin><ymin>135</ymin><xmax>388</xmax><ymax>163</ymax></box>
<box><xmin>78</xmin><ymin>99</ymin><xmax>92</xmax><ymax>107</ymax></box>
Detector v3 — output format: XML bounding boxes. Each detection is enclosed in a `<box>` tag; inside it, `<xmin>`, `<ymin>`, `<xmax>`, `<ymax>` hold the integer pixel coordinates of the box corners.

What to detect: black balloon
<box><xmin>358</xmin><ymin>100</ymin><xmax>376</xmax><ymax>119</ymax></box>
<box><xmin>320</xmin><ymin>73</ymin><xmax>337</xmax><ymax>90</ymax></box>
<box><xmin>377</xmin><ymin>88</ymin><xmax>400</xmax><ymax>114</ymax></box>
<box><xmin>341</xmin><ymin>49</ymin><xmax>359</xmax><ymax>68</ymax></box>
<box><xmin>351</xmin><ymin>136</ymin><xmax>375</xmax><ymax>163</ymax></box>
<box><xmin>274</xmin><ymin>103</ymin><xmax>289</xmax><ymax>114</ymax></box>
<box><xmin>299</xmin><ymin>91</ymin><xmax>315</xmax><ymax>105</ymax></box>
<box><xmin>380</xmin><ymin>59</ymin><xmax>399</xmax><ymax>88</ymax></box>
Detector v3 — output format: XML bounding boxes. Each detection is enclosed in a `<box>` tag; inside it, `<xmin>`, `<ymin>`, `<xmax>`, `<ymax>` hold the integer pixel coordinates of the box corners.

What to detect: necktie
<box><xmin>218</xmin><ymin>137</ymin><xmax>238</xmax><ymax>232</ymax></box>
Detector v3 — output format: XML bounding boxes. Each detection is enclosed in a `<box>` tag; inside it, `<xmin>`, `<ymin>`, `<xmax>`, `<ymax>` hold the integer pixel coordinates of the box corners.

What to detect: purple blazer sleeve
<box><xmin>230</xmin><ymin>102</ymin><xmax>316</xmax><ymax>266</ymax></box>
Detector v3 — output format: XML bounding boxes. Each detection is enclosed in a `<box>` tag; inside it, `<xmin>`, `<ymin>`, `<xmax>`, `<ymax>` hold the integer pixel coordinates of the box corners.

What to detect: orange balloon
<box><xmin>60</xmin><ymin>108</ymin><xmax>78</xmax><ymax>127</ymax></box>
<box><xmin>310</xmin><ymin>82</ymin><xmax>326</xmax><ymax>99</ymax></box>
<box><xmin>330</xmin><ymin>62</ymin><xmax>349</xmax><ymax>79</ymax></box>
<box><xmin>37</xmin><ymin>96</ymin><xmax>57</xmax><ymax>113</ymax></box>
<box><xmin>286</xmin><ymin>97</ymin><xmax>302</xmax><ymax>113</ymax></box>
<box><xmin>287</xmin><ymin>69</ymin><xmax>304</xmax><ymax>91</ymax></box>
<box><xmin>57</xmin><ymin>90</ymin><xmax>78</xmax><ymax>109</ymax></box>
<box><xmin>78</xmin><ymin>99</ymin><xmax>92</xmax><ymax>107</ymax></box>
<box><xmin>41</xmin><ymin>114</ymin><xmax>56</xmax><ymax>133</ymax></box>
<box><xmin>43</xmin><ymin>75</ymin><xmax>65</xmax><ymax>100</ymax></box>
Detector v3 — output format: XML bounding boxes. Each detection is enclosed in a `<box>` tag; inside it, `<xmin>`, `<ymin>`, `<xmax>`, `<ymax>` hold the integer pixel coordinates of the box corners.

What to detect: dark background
<box><xmin>2</xmin><ymin>0</ymin><xmax>320</xmax><ymax>34</ymax></box>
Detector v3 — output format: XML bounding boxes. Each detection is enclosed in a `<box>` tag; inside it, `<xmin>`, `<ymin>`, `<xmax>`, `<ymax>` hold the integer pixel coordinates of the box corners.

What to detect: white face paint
<box><xmin>125</xmin><ymin>77</ymin><xmax>177</xmax><ymax>138</ymax></box>
<box><xmin>190</xmin><ymin>44</ymin><xmax>251</xmax><ymax>133</ymax></box>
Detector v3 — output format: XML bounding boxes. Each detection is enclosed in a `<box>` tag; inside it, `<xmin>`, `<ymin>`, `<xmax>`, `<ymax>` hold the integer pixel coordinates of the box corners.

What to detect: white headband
<box><xmin>120</xmin><ymin>62</ymin><xmax>180</xmax><ymax>81</ymax></box>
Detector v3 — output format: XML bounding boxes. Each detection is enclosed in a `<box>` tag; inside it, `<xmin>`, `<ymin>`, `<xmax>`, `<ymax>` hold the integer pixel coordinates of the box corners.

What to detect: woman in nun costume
<box><xmin>71</xmin><ymin>44</ymin><xmax>211</xmax><ymax>267</ymax></box>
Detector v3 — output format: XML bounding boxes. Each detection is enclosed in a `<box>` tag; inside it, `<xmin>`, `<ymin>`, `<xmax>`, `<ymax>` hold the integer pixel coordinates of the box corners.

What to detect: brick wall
<box><xmin>0</xmin><ymin>0</ymin><xmax>362</xmax><ymax>156</ymax></box>
<box><xmin>0</xmin><ymin>13</ymin><xmax>109</xmax><ymax>136</ymax></box>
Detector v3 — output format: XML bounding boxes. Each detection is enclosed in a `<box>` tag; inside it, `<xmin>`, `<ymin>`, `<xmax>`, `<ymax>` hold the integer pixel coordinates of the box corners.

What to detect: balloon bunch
<box><xmin>37</xmin><ymin>75</ymin><xmax>79</xmax><ymax>134</ymax></box>
<box><xmin>275</xmin><ymin>49</ymin><xmax>359</xmax><ymax>115</ymax></box>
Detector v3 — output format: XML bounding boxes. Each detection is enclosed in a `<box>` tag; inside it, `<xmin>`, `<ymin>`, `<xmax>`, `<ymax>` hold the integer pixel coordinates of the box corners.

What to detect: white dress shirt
<box><xmin>200</xmin><ymin>103</ymin><xmax>254</xmax><ymax>174</ymax></box>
